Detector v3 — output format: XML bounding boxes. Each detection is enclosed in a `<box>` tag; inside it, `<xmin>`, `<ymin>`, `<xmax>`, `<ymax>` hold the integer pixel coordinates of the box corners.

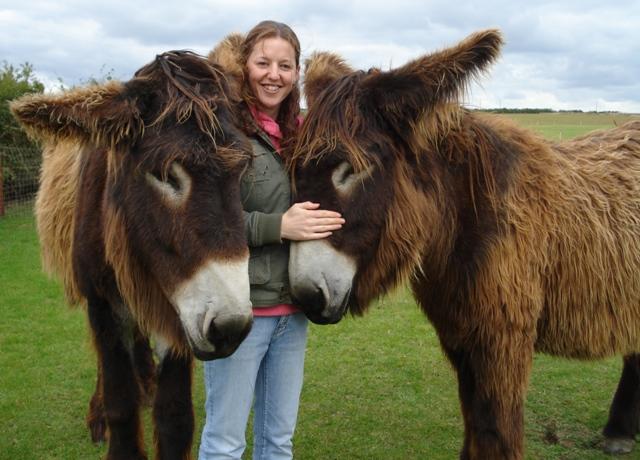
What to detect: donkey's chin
<box><xmin>190</xmin><ymin>341</ymin><xmax>241</xmax><ymax>361</ymax></box>
<box><xmin>304</xmin><ymin>303</ymin><xmax>347</xmax><ymax>325</ymax></box>
<box><xmin>186</xmin><ymin>312</ymin><xmax>253</xmax><ymax>361</ymax></box>
<box><xmin>189</xmin><ymin>327</ymin><xmax>252</xmax><ymax>361</ymax></box>
<box><xmin>292</xmin><ymin>285</ymin><xmax>352</xmax><ymax>325</ymax></box>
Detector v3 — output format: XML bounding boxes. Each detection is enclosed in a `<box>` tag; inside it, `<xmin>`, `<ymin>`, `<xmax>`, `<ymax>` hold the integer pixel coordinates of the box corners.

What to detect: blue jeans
<box><xmin>198</xmin><ymin>313</ymin><xmax>308</xmax><ymax>460</ymax></box>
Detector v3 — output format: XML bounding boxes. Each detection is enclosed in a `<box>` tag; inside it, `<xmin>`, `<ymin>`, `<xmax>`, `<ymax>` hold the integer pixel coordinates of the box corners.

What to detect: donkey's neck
<box><xmin>410</xmin><ymin>111</ymin><xmax>536</xmax><ymax>282</ymax></box>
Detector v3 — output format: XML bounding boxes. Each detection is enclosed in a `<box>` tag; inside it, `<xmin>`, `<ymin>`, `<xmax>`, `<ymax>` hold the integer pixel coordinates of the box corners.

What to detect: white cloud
<box><xmin>1</xmin><ymin>0</ymin><xmax>639</xmax><ymax>112</ymax></box>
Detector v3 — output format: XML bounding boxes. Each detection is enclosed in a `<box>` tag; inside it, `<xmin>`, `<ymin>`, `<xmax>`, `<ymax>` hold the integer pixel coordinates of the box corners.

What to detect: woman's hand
<box><xmin>281</xmin><ymin>202</ymin><xmax>345</xmax><ymax>241</ymax></box>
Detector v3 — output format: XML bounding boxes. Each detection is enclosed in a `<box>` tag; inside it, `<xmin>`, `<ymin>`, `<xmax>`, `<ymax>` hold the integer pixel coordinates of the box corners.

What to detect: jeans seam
<box><xmin>257</xmin><ymin>349</ymin><xmax>269</xmax><ymax>460</ymax></box>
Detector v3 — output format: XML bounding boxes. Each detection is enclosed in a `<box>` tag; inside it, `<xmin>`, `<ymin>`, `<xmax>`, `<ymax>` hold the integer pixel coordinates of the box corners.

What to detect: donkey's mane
<box><xmin>137</xmin><ymin>51</ymin><xmax>225</xmax><ymax>133</ymax></box>
<box><xmin>292</xmin><ymin>72</ymin><xmax>373</xmax><ymax>173</ymax></box>
<box><xmin>292</xmin><ymin>80</ymin><xmax>470</xmax><ymax>177</ymax></box>
<box><xmin>132</xmin><ymin>51</ymin><xmax>248</xmax><ymax>171</ymax></box>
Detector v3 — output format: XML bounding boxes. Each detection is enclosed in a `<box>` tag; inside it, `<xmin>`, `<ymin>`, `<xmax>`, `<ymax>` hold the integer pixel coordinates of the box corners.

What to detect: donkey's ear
<box><xmin>10</xmin><ymin>81</ymin><xmax>143</xmax><ymax>148</ymax></box>
<box><xmin>359</xmin><ymin>29</ymin><xmax>503</xmax><ymax>125</ymax></box>
<box><xmin>208</xmin><ymin>33</ymin><xmax>244</xmax><ymax>98</ymax></box>
<box><xmin>304</xmin><ymin>52</ymin><xmax>355</xmax><ymax>109</ymax></box>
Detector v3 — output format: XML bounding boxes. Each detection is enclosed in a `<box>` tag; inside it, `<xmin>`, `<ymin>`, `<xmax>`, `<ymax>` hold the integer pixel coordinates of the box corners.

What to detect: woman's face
<box><xmin>246</xmin><ymin>37</ymin><xmax>299</xmax><ymax>119</ymax></box>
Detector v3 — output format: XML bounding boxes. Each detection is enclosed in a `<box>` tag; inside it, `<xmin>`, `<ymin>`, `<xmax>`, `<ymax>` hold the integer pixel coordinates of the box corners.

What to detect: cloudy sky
<box><xmin>2</xmin><ymin>0</ymin><xmax>639</xmax><ymax>112</ymax></box>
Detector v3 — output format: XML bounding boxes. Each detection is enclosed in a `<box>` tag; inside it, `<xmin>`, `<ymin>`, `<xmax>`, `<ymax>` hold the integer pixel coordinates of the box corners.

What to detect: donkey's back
<box><xmin>529</xmin><ymin>119</ymin><xmax>640</xmax><ymax>358</ymax></box>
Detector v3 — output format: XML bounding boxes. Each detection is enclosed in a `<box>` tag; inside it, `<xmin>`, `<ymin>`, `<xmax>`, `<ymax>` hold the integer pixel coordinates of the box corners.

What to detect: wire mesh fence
<box><xmin>0</xmin><ymin>144</ymin><xmax>41</xmax><ymax>217</ymax></box>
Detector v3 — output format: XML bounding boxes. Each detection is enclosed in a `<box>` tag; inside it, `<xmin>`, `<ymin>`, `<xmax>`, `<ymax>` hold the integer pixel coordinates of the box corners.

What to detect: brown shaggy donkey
<box><xmin>288</xmin><ymin>29</ymin><xmax>640</xmax><ymax>459</ymax></box>
<box><xmin>11</xmin><ymin>51</ymin><xmax>253</xmax><ymax>460</ymax></box>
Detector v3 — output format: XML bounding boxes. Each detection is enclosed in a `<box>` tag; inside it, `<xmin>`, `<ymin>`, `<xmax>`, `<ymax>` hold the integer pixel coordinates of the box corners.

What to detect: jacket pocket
<box><xmin>241</xmin><ymin>155</ymin><xmax>273</xmax><ymax>210</ymax></box>
<box><xmin>248</xmin><ymin>248</ymin><xmax>270</xmax><ymax>285</ymax></box>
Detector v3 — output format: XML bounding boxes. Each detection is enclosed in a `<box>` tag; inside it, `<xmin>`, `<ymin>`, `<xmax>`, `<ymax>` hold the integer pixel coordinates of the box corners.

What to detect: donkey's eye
<box><xmin>166</xmin><ymin>167</ymin><xmax>182</xmax><ymax>191</ymax></box>
<box><xmin>332</xmin><ymin>161</ymin><xmax>354</xmax><ymax>186</ymax></box>
<box><xmin>332</xmin><ymin>161</ymin><xmax>364</xmax><ymax>195</ymax></box>
<box><xmin>331</xmin><ymin>161</ymin><xmax>374</xmax><ymax>195</ymax></box>
<box><xmin>145</xmin><ymin>162</ymin><xmax>192</xmax><ymax>207</ymax></box>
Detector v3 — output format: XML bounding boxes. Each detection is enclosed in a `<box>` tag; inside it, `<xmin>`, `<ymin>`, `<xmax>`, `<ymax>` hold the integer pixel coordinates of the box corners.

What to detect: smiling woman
<box><xmin>198</xmin><ymin>21</ymin><xmax>345</xmax><ymax>460</ymax></box>
<box><xmin>246</xmin><ymin>36</ymin><xmax>299</xmax><ymax>119</ymax></box>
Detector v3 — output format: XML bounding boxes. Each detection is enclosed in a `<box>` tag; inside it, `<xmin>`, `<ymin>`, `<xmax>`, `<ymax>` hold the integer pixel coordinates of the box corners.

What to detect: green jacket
<box><xmin>241</xmin><ymin>130</ymin><xmax>293</xmax><ymax>307</ymax></box>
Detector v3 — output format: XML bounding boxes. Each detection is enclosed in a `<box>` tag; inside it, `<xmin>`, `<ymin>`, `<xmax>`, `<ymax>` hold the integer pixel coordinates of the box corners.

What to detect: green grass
<box><xmin>2</xmin><ymin>113</ymin><xmax>640</xmax><ymax>459</ymax></box>
<box><xmin>302</xmin><ymin>301</ymin><xmax>625</xmax><ymax>460</ymax></box>
<box><xmin>502</xmin><ymin>112</ymin><xmax>637</xmax><ymax>140</ymax></box>
<box><xmin>0</xmin><ymin>210</ymin><xmax>103</xmax><ymax>459</ymax></box>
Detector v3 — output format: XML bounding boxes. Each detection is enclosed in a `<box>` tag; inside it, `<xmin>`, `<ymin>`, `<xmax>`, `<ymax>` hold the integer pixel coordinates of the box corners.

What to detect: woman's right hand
<box><xmin>281</xmin><ymin>202</ymin><xmax>345</xmax><ymax>241</ymax></box>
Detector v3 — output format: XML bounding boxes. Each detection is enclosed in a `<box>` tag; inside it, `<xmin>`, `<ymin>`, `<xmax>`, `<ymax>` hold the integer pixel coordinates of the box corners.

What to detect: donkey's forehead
<box><xmin>136</xmin><ymin>139</ymin><xmax>249</xmax><ymax>170</ymax></box>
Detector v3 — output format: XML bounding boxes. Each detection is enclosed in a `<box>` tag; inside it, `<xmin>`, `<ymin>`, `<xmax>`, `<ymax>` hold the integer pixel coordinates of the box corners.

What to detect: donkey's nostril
<box><xmin>294</xmin><ymin>286</ymin><xmax>327</xmax><ymax>313</ymax></box>
<box><xmin>206</xmin><ymin>315</ymin><xmax>253</xmax><ymax>358</ymax></box>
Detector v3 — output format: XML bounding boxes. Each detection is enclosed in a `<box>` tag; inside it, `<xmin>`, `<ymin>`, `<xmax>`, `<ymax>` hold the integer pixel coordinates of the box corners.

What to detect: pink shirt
<box><xmin>249</xmin><ymin>105</ymin><xmax>300</xmax><ymax>317</ymax></box>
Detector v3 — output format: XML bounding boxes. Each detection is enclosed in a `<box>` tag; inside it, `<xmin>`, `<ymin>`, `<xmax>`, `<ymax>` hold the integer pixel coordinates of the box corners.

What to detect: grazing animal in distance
<box><xmin>288</xmin><ymin>29</ymin><xmax>640</xmax><ymax>459</ymax></box>
<box><xmin>11</xmin><ymin>50</ymin><xmax>253</xmax><ymax>460</ymax></box>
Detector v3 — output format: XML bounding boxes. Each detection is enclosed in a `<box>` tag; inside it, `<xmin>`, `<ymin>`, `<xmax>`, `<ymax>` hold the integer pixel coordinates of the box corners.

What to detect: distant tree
<box><xmin>0</xmin><ymin>62</ymin><xmax>45</xmax><ymax>213</ymax></box>
<box><xmin>80</xmin><ymin>64</ymin><xmax>116</xmax><ymax>86</ymax></box>
<box><xmin>0</xmin><ymin>61</ymin><xmax>45</xmax><ymax>147</ymax></box>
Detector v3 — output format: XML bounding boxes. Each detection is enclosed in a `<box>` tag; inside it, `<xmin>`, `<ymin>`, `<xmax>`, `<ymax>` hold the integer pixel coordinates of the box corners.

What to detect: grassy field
<box><xmin>2</xmin><ymin>112</ymin><xmax>639</xmax><ymax>459</ymax></box>
<box><xmin>503</xmin><ymin>111</ymin><xmax>637</xmax><ymax>140</ymax></box>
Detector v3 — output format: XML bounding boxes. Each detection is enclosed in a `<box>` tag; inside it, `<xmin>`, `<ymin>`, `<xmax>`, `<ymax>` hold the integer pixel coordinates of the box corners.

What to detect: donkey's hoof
<box><xmin>603</xmin><ymin>437</ymin><xmax>635</xmax><ymax>455</ymax></box>
<box><xmin>87</xmin><ymin>418</ymin><xmax>107</xmax><ymax>444</ymax></box>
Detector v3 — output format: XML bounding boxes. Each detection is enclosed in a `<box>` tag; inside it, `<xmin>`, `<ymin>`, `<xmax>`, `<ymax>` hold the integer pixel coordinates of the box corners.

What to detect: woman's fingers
<box><xmin>308</xmin><ymin>223</ymin><xmax>342</xmax><ymax>232</ymax></box>
<box><xmin>304</xmin><ymin>217</ymin><xmax>344</xmax><ymax>226</ymax></box>
<box><xmin>298</xmin><ymin>201</ymin><xmax>320</xmax><ymax>210</ymax></box>
<box><xmin>281</xmin><ymin>202</ymin><xmax>345</xmax><ymax>240</ymax></box>
<box><xmin>297</xmin><ymin>202</ymin><xmax>342</xmax><ymax>218</ymax></box>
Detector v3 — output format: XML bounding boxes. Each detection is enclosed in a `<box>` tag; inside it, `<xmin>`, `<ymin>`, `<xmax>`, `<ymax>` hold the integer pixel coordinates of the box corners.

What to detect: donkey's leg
<box><xmin>88</xmin><ymin>293</ymin><xmax>146</xmax><ymax>460</ymax></box>
<box><xmin>443</xmin><ymin>346</ymin><xmax>474</xmax><ymax>459</ymax></box>
<box><xmin>132</xmin><ymin>327</ymin><xmax>156</xmax><ymax>407</ymax></box>
<box><xmin>602</xmin><ymin>354</ymin><xmax>640</xmax><ymax>454</ymax></box>
<box><xmin>87</xmin><ymin>336</ymin><xmax>148</xmax><ymax>443</ymax></box>
<box><xmin>445</xmin><ymin>341</ymin><xmax>533</xmax><ymax>460</ymax></box>
<box><xmin>472</xmin><ymin>341</ymin><xmax>533</xmax><ymax>460</ymax></box>
<box><xmin>86</xmin><ymin>364</ymin><xmax>107</xmax><ymax>443</ymax></box>
<box><xmin>153</xmin><ymin>351</ymin><xmax>194</xmax><ymax>460</ymax></box>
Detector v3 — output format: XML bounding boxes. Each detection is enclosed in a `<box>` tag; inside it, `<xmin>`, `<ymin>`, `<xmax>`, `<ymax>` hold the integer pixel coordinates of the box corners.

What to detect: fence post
<box><xmin>0</xmin><ymin>150</ymin><xmax>4</xmax><ymax>217</ymax></box>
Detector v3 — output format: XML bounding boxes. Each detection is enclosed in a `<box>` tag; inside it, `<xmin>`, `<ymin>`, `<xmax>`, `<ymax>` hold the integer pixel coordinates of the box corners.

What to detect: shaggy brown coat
<box><xmin>290</xmin><ymin>29</ymin><xmax>640</xmax><ymax>459</ymax></box>
<box><xmin>11</xmin><ymin>49</ymin><xmax>251</xmax><ymax>460</ymax></box>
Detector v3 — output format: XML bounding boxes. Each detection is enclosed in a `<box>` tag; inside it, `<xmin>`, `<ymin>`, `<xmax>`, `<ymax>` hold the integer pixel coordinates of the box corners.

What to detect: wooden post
<box><xmin>0</xmin><ymin>150</ymin><xmax>4</xmax><ymax>217</ymax></box>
